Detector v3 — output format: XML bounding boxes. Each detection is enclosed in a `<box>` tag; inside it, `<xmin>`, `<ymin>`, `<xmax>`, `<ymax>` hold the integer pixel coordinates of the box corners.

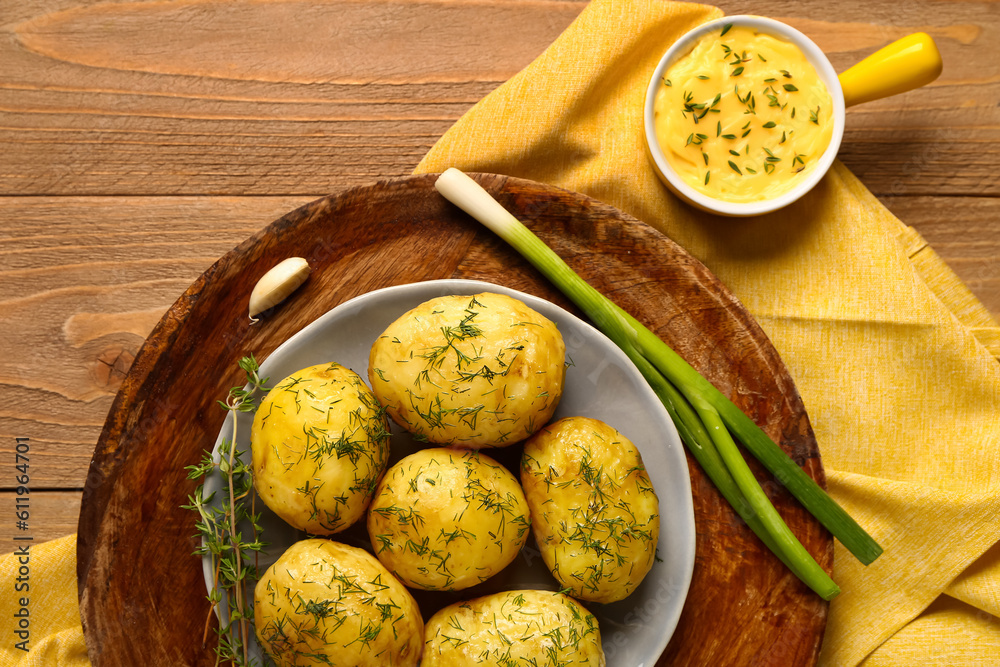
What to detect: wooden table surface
<box><xmin>1</xmin><ymin>0</ymin><xmax>997</xmax><ymax>552</ymax></box>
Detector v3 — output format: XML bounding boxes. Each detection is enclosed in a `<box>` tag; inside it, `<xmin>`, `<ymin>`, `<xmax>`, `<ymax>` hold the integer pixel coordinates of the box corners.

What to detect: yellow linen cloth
<box><xmin>0</xmin><ymin>535</ymin><xmax>89</xmax><ymax>666</ymax></box>
<box><xmin>414</xmin><ymin>0</ymin><xmax>1000</xmax><ymax>665</ymax></box>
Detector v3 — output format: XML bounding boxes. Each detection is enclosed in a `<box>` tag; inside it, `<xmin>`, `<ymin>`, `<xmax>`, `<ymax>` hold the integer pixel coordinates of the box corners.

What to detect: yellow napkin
<box><xmin>414</xmin><ymin>0</ymin><xmax>1000</xmax><ymax>664</ymax></box>
<box><xmin>0</xmin><ymin>535</ymin><xmax>89</xmax><ymax>666</ymax></box>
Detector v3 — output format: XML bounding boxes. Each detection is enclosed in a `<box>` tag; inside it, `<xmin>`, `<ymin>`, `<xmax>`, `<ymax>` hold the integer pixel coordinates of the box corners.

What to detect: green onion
<box><xmin>435</xmin><ymin>168</ymin><xmax>883</xmax><ymax>598</ymax></box>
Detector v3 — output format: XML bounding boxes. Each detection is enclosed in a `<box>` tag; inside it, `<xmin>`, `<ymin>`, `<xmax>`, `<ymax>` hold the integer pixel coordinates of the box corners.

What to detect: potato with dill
<box><xmin>368</xmin><ymin>292</ymin><xmax>565</xmax><ymax>448</ymax></box>
<box><xmin>251</xmin><ymin>362</ymin><xmax>390</xmax><ymax>534</ymax></box>
<box><xmin>521</xmin><ymin>416</ymin><xmax>660</xmax><ymax>603</ymax></box>
<box><xmin>422</xmin><ymin>589</ymin><xmax>605</xmax><ymax>667</ymax></box>
<box><xmin>367</xmin><ymin>447</ymin><xmax>531</xmax><ymax>591</ymax></box>
<box><xmin>254</xmin><ymin>538</ymin><xmax>423</xmax><ymax>667</ymax></box>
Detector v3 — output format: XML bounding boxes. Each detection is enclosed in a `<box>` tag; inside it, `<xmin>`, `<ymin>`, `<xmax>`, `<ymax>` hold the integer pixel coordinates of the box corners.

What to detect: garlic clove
<box><xmin>249</xmin><ymin>257</ymin><xmax>312</xmax><ymax>321</ymax></box>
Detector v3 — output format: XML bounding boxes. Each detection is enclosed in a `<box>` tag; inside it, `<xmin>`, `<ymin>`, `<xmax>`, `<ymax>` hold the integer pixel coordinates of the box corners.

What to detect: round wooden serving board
<box><xmin>76</xmin><ymin>173</ymin><xmax>832</xmax><ymax>666</ymax></box>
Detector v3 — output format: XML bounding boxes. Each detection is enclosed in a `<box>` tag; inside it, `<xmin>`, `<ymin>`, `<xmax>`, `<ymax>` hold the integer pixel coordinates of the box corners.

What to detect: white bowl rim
<box><xmin>643</xmin><ymin>15</ymin><xmax>846</xmax><ymax>217</ymax></box>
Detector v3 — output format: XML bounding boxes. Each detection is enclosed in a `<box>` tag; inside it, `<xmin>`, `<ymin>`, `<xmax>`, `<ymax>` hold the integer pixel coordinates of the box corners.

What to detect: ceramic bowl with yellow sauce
<box><xmin>644</xmin><ymin>16</ymin><xmax>942</xmax><ymax>216</ymax></box>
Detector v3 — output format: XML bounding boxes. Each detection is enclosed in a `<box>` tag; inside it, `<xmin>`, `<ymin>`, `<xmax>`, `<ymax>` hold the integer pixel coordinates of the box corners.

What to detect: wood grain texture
<box><xmin>0</xmin><ymin>0</ymin><xmax>997</xmax><ymax>196</ymax></box>
<box><xmin>0</xmin><ymin>491</ymin><xmax>81</xmax><ymax>548</ymax></box>
<box><xmin>76</xmin><ymin>174</ymin><xmax>831</xmax><ymax>666</ymax></box>
<box><xmin>0</xmin><ymin>196</ymin><xmax>316</xmax><ymax>490</ymax></box>
<box><xmin>0</xmin><ymin>0</ymin><xmax>586</xmax><ymax>196</ymax></box>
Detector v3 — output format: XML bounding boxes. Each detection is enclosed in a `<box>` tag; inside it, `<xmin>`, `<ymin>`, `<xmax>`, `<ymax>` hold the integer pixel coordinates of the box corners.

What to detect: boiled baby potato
<box><xmin>251</xmin><ymin>362</ymin><xmax>390</xmax><ymax>534</ymax></box>
<box><xmin>521</xmin><ymin>416</ymin><xmax>660</xmax><ymax>603</ymax></box>
<box><xmin>254</xmin><ymin>538</ymin><xmax>423</xmax><ymax>667</ymax></box>
<box><xmin>368</xmin><ymin>292</ymin><xmax>565</xmax><ymax>448</ymax></box>
<box><xmin>422</xmin><ymin>589</ymin><xmax>605</xmax><ymax>667</ymax></box>
<box><xmin>367</xmin><ymin>447</ymin><xmax>530</xmax><ymax>591</ymax></box>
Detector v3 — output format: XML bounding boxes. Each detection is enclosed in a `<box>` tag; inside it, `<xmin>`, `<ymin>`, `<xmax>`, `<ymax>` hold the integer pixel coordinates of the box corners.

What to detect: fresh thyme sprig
<box><xmin>183</xmin><ymin>355</ymin><xmax>269</xmax><ymax>666</ymax></box>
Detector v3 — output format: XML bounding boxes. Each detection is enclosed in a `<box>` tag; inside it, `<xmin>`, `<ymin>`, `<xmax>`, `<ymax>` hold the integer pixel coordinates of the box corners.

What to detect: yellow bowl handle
<box><xmin>838</xmin><ymin>32</ymin><xmax>943</xmax><ymax>107</ymax></box>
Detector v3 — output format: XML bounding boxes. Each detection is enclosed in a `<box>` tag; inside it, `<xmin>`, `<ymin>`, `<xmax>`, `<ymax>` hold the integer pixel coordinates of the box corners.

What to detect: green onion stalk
<box><xmin>434</xmin><ymin>168</ymin><xmax>882</xmax><ymax>600</ymax></box>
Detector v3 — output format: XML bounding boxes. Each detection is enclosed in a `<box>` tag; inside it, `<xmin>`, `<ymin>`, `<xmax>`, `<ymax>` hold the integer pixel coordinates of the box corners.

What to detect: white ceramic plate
<box><xmin>204</xmin><ymin>279</ymin><xmax>696</xmax><ymax>666</ymax></box>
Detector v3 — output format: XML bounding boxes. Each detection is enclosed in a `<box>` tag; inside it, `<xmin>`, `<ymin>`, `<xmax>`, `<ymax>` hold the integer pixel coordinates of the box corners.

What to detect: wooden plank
<box><xmin>0</xmin><ymin>490</ymin><xmax>81</xmax><ymax>548</ymax></box>
<box><xmin>0</xmin><ymin>0</ymin><xmax>586</xmax><ymax>195</ymax></box>
<box><xmin>0</xmin><ymin>0</ymin><xmax>997</xmax><ymax>196</ymax></box>
<box><xmin>0</xmin><ymin>196</ymin><xmax>316</xmax><ymax>488</ymax></box>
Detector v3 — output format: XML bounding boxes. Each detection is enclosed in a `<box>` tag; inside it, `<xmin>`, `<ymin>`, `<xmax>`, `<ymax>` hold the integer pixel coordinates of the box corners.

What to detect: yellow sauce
<box><xmin>653</xmin><ymin>25</ymin><xmax>834</xmax><ymax>203</ymax></box>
